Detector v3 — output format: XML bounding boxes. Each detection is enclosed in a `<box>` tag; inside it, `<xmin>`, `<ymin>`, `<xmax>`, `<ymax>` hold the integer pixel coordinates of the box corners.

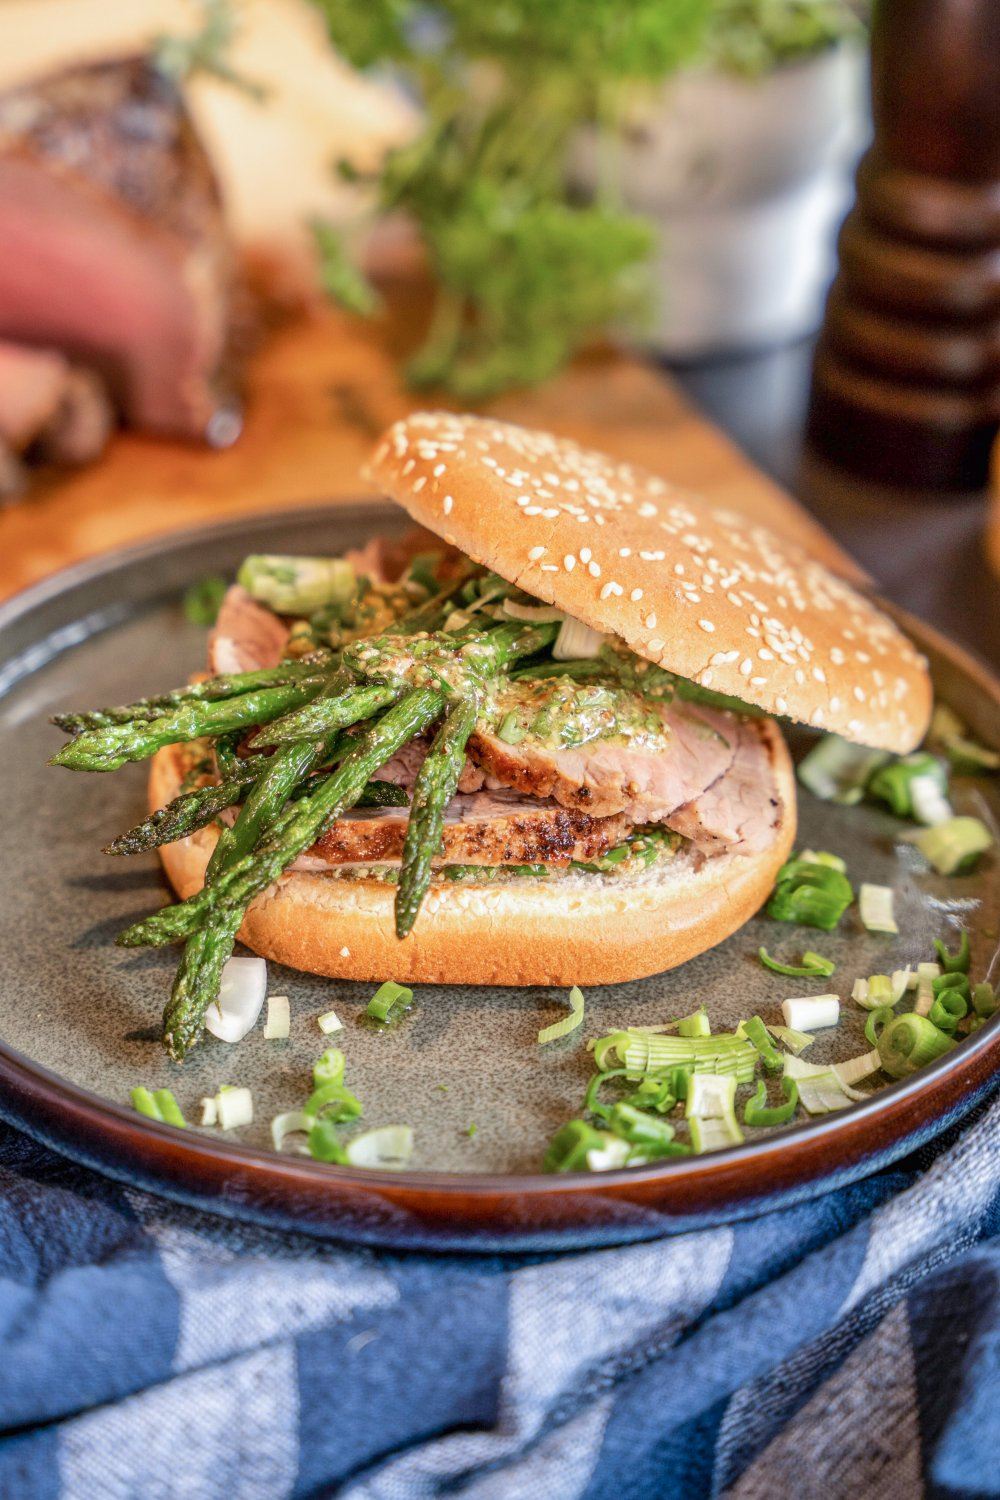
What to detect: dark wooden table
<box><xmin>674</xmin><ymin>338</ymin><xmax>1000</xmax><ymax>672</ymax></box>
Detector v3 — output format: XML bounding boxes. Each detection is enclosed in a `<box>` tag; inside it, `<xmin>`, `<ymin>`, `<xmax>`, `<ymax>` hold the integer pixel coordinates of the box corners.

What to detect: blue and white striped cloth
<box><xmin>0</xmin><ymin>1090</ymin><xmax>997</xmax><ymax>1499</ymax></box>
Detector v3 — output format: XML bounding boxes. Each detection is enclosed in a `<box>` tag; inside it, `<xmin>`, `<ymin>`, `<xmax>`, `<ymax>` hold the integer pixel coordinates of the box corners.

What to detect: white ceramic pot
<box><xmin>581</xmin><ymin>42</ymin><xmax>869</xmax><ymax>358</ymax></box>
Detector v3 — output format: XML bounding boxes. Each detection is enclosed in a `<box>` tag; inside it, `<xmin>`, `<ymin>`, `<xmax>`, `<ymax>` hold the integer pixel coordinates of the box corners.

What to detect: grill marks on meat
<box><xmin>297</xmin><ymin>792</ymin><xmax>632</xmax><ymax>871</ymax></box>
<box><xmin>665</xmin><ymin>718</ymin><xmax>783</xmax><ymax>855</ymax></box>
<box><xmin>468</xmin><ymin>701</ymin><xmax>737</xmax><ymax>821</ymax></box>
<box><xmin>0</xmin><ymin>58</ymin><xmax>241</xmax><ymax>443</ymax></box>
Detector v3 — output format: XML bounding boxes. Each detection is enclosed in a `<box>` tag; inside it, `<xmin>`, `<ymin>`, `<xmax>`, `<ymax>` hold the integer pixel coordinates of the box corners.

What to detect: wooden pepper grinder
<box><xmin>807</xmin><ymin>0</ymin><xmax>1000</xmax><ymax>490</ymax></box>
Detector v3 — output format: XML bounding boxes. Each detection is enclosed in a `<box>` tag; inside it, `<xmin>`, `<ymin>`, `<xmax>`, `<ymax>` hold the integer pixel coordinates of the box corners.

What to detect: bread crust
<box><xmin>368</xmin><ymin>413</ymin><xmax>932</xmax><ymax>752</ymax></box>
<box><xmin>148</xmin><ymin>720</ymin><xmax>797</xmax><ymax>986</ymax></box>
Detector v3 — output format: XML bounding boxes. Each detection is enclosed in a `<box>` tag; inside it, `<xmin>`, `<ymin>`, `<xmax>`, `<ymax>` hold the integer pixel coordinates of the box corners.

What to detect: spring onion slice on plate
<box><xmin>538</xmin><ymin>986</ymin><xmax>585</xmax><ymax>1044</ymax></box>
<box><xmin>686</xmin><ymin>1073</ymin><xmax>744</xmax><ymax>1154</ymax></box>
<box><xmin>317</xmin><ymin>1009</ymin><xmax>343</xmax><ymax>1035</ymax></box>
<box><xmin>765</xmin><ymin>1022</ymin><xmax>815</xmax><ymax>1053</ymax></box>
<box><xmin>914</xmin><ymin>961</ymin><xmax>940</xmax><ymax>1017</ymax></box>
<box><xmin>131</xmin><ymin>1086</ymin><xmax>187</xmax><ymax>1127</ymax></box>
<box><xmin>781</xmin><ymin>994</ymin><xmax>840</xmax><ymax>1032</ymax></box>
<box><xmin>204</xmin><ymin>957</ymin><xmax>268</xmax><ymax>1044</ymax></box>
<box><xmin>345</xmin><ymin>1126</ymin><xmax>414</xmax><ymax>1169</ymax></box>
<box><xmin>868</xmin><ymin>753</ymin><xmax>949</xmax><ymax>820</ymax></box>
<box><xmin>744</xmin><ymin>1077</ymin><xmax>799</xmax><ymax>1128</ymax></box>
<box><xmin>263</xmin><ymin>994</ymin><xmax>290</xmax><ymax>1040</ymax></box>
<box><xmin>877</xmin><ymin>1014</ymin><xmax>956</xmax><ymax>1077</ymax></box>
<box><xmin>758</xmin><ymin>947</ymin><xmax>836</xmax><ymax>978</ymax></box>
<box><xmin>935</xmin><ymin>929</ymin><xmax>971</xmax><ymax>973</ymax></box>
<box><xmin>270</xmin><ymin>1110</ymin><xmax>313</xmax><ymax>1154</ymax></box>
<box><xmin>366</xmin><ymin>981</ymin><xmax>413</xmax><ymax>1022</ymax></box>
<box><xmin>797</xmin><ymin>735</ymin><xmax>890</xmax><ymax>804</ymax></box>
<box><xmin>214</xmin><ymin>1086</ymin><xmax>254</xmax><ymax>1129</ymax></box>
<box><xmin>781</xmin><ymin>1054</ymin><xmax>871</xmax><ymax>1115</ymax></box>
<box><xmin>905</xmin><ymin>816</ymin><xmax>993</xmax><ymax>875</ymax></box>
<box><xmin>859</xmin><ymin>884</ymin><xmax>899</xmax><ymax>934</ymax></box>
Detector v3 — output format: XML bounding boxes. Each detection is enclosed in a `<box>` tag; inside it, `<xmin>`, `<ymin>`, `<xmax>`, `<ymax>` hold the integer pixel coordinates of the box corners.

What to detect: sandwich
<box><xmin>51</xmin><ymin>413</ymin><xmax>932</xmax><ymax>1057</ymax></box>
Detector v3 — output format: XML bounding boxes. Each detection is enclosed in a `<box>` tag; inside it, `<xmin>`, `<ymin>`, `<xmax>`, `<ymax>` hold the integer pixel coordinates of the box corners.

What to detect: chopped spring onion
<box><xmin>741</xmin><ymin>1016</ymin><xmax>784</xmax><ymax>1073</ymax></box>
<box><xmin>538</xmin><ymin>985</ymin><xmax>585</xmax><ymax>1045</ymax></box>
<box><xmin>215</xmin><ymin>1086</ymin><xmax>254</xmax><ymax>1130</ymax></box>
<box><xmin>182</xmin><ymin>574</ymin><xmax>227</xmax><ymax>626</ymax></box>
<box><xmin>782</xmin><ymin>1054</ymin><xmax>864</xmax><ymax>1115</ymax></box>
<box><xmin>605</xmin><ymin>1103</ymin><xmax>679</xmax><ymax>1153</ymax></box>
<box><xmin>800</xmin><ymin>849</ymin><xmax>848</xmax><ymax>873</ymax></box>
<box><xmin>366</xmin><ymin>981</ymin><xmax>413</xmax><ymax>1022</ymax></box>
<box><xmin>972</xmin><ymin>982</ymin><xmax>996</xmax><ymax>1018</ymax></box>
<box><xmin>865</xmin><ymin>1005</ymin><xmax>897</xmax><ymax>1047</ymax></box>
<box><xmin>345</xmin><ymin>1125</ymin><xmax>414</xmax><ymax>1169</ymax></box>
<box><xmin>304</xmin><ymin>1079</ymin><xmax>362</xmax><ymax>1124</ymax></box>
<box><xmin>744</xmin><ymin>1077</ymin><xmax>799</xmax><ymax>1128</ymax></box>
<box><xmin>131</xmin><ymin>1086</ymin><xmax>187</xmax><ymax>1127</ymax></box>
<box><xmin>552</xmin><ymin>616</ymin><xmax>608</xmax><ymax>661</ymax></box>
<box><xmin>543</xmin><ymin>1120</ymin><xmax>616</xmax><ymax>1172</ymax></box>
<box><xmin>270</xmin><ymin>1110</ymin><xmax>313</xmax><ymax>1154</ymax></box>
<box><xmin>307</xmin><ymin>1120</ymin><xmax>347</xmax><ymax>1163</ymax></box>
<box><xmin>906</xmin><ymin>816</ymin><xmax>994</xmax><ymax>875</ymax></box>
<box><xmin>313</xmin><ymin>1047</ymin><xmax>346</xmax><ymax>1086</ymax></box>
<box><xmin>766</xmin><ymin>856</ymin><xmax>854</xmax><ymax>932</ymax></box>
<box><xmin>910</xmin><ymin>775</ymin><xmax>953</xmax><ymax>827</ymax></box>
<box><xmin>205</xmin><ymin>957</ymin><xmax>267</xmax><ymax>1044</ymax></box>
<box><xmin>797</xmin><ymin>735</ymin><xmax>890</xmax><ymax>804</ymax></box>
<box><xmin>944</xmin><ymin>738</ymin><xmax>1000</xmax><ymax>775</ymax></box>
<box><xmin>597</xmin><ymin>1030</ymin><xmax>757</xmax><ymax>1083</ymax></box>
<box><xmin>859</xmin><ymin>884</ymin><xmax>898</xmax><ymax>935</ymax></box>
<box><xmin>686</xmin><ymin>1073</ymin><xmax>744</xmax><ymax>1153</ymax></box>
<box><xmin>317</xmin><ymin>1009</ymin><xmax>343</xmax><ymax>1035</ymax></box>
<box><xmin>677</xmin><ymin>1006</ymin><xmax>710</xmax><ymax>1038</ymax></box>
<box><xmin>933</xmin><ymin>971</ymin><xmax>971</xmax><ymax>1003</ymax></box>
<box><xmin>928</xmin><ymin>991</ymin><xmax>967</xmax><ymax>1033</ymax></box>
<box><xmin>758</xmin><ymin>946</ymin><xmax>836</xmax><ymax>978</ymax></box>
<box><xmin>892</xmin><ymin>967</ymin><xmax>915</xmax><ymax>1003</ymax></box>
<box><xmin>585</xmin><ymin>1136</ymin><xmax>635</xmax><ymax>1172</ymax></box>
<box><xmin>877</xmin><ymin>1014</ymin><xmax>956</xmax><ymax>1077</ymax></box>
<box><xmin>852</xmin><ymin>974</ymin><xmax>893</xmax><ymax>1010</ymax></box>
<box><xmin>765</xmin><ymin>1022</ymin><xmax>815</xmax><ymax>1054</ymax></box>
<box><xmin>237</xmin><ymin>554</ymin><xmax>355</xmax><ymax>615</ymax></box>
<box><xmin>263</xmin><ymin>994</ymin><xmax>290</xmax><ymax>1040</ymax></box>
<box><xmin>502</xmin><ymin>598</ymin><xmax>565</xmax><ymax>623</ymax></box>
<box><xmin>868</xmin><ymin>753</ymin><xmax>949</xmax><ymax>820</ymax></box>
<box><xmin>199</xmin><ymin>1097</ymin><xmax>217</xmax><ymax>1126</ymax></box>
<box><xmin>781</xmin><ymin>994</ymin><xmax>840</xmax><ymax>1032</ymax></box>
<box><xmin>836</xmin><ymin>1048</ymin><xmax>882</xmax><ymax>1087</ymax></box>
<box><xmin>914</xmin><ymin>961</ymin><xmax>940</xmax><ymax>1016</ymax></box>
<box><xmin>935</xmin><ymin>929</ymin><xmax>971</xmax><ymax>973</ymax></box>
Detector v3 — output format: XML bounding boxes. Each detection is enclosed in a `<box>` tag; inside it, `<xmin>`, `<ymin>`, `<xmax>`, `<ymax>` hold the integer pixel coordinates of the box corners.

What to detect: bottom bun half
<box><xmin>149</xmin><ymin>722</ymin><xmax>796</xmax><ymax>987</ymax></box>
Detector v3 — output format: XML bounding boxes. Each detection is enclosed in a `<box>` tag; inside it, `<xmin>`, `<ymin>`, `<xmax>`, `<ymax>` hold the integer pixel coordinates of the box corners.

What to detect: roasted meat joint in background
<box><xmin>0</xmin><ymin>55</ymin><xmax>243</xmax><ymax>495</ymax></box>
<box><xmin>48</xmin><ymin>415</ymin><xmax>933</xmax><ymax>1062</ymax></box>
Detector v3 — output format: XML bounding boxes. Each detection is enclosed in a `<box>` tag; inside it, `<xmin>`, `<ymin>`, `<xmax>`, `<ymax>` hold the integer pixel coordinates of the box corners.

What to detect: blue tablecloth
<box><xmin>0</xmin><ymin>1091</ymin><xmax>998</xmax><ymax>1500</ymax></box>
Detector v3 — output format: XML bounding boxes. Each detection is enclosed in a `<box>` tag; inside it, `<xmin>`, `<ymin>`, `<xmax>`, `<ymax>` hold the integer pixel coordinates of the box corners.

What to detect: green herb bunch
<box><xmin>310</xmin><ymin>0</ymin><xmax>712</xmax><ymax>397</ymax></box>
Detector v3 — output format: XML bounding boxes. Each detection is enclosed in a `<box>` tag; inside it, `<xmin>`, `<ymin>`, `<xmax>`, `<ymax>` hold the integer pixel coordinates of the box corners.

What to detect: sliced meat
<box><xmin>0</xmin><ymin>57</ymin><xmax>241</xmax><ymax>442</ymax></box>
<box><xmin>0</xmin><ymin>341</ymin><xmax>113</xmax><ymax>469</ymax></box>
<box><xmin>665</xmin><ymin>719</ymin><xmax>782</xmax><ymax>855</ymax></box>
<box><xmin>209</xmin><ymin>585</ymin><xmax>289</xmax><ymax>675</ymax></box>
<box><xmin>296</xmin><ymin>790</ymin><xmax>632</xmax><ymax>870</ymax></box>
<box><xmin>468</xmin><ymin>701</ymin><xmax>737</xmax><ymax>821</ymax></box>
<box><xmin>375</xmin><ymin>735</ymin><xmax>486</xmax><ymax>794</ymax></box>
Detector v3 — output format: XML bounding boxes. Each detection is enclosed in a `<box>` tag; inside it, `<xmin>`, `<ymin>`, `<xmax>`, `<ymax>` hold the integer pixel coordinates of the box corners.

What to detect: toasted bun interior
<box><xmin>149</xmin><ymin>723</ymin><xmax>797</xmax><ymax>988</ymax></box>
<box><xmin>368</xmin><ymin>413</ymin><xmax>932</xmax><ymax>753</ymax></box>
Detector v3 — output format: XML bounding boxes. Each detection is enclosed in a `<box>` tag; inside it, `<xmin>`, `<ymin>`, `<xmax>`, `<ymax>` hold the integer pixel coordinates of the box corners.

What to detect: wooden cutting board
<box><xmin>0</xmin><ymin>297</ymin><xmax>865</xmax><ymax>601</ymax></box>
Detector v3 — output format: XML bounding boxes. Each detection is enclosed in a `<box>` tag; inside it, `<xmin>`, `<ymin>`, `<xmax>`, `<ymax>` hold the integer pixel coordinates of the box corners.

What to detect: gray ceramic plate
<box><xmin>1</xmin><ymin>506</ymin><xmax>998</xmax><ymax>1250</ymax></box>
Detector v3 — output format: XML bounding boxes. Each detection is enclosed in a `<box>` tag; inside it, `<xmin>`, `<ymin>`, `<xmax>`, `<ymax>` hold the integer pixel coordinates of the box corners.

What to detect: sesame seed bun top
<box><xmin>368</xmin><ymin>413</ymin><xmax>932</xmax><ymax>752</ymax></box>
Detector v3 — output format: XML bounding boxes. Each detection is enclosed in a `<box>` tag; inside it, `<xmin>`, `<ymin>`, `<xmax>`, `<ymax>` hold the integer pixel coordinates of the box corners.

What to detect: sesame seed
<box><xmin>402</xmin><ymin>458</ymin><xmax>415</xmax><ymax>475</ymax></box>
<box><xmin>443</xmin><ymin>495</ymin><xmax>453</xmax><ymax>514</ymax></box>
<box><xmin>645</xmin><ymin>613</ymin><xmax>657</xmax><ymax>629</ymax></box>
<box><xmin>516</xmin><ymin>496</ymin><xmax>531</xmax><ymax>507</ymax></box>
<box><xmin>776</xmin><ymin>696</ymin><xmax>789</xmax><ymax>714</ymax></box>
<box><xmin>579</xmin><ymin>547</ymin><xmax>592</xmax><ymax>563</ymax></box>
<box><xmin>412</xmin><ymin>476</ymin><xmax>427</xmax><ymax>493</ymax></box>
<box><xmin>524</xmin><ymin>507</ymin><xmax>542</xmax><ymax>516</ymax></box>
<box><xmin>648</xmin><ymin>637</ymin><xmax>664</xmax><ymax>652</ymax></box>
<box><xmin>528</xmin><ymin>546</ymin><xmax>546</xmax><ymax>561</ymax></box>
<box><xmin>564</xmin><ymin>555</ymin><xmax>576</xmax><ymax>572</ymax></box>
<box><xmin>750</xmin><ymin>676</ymin><xmax>767</xmax><ymax>686</ymax></box>
<box><xmin>630</xmin><ymin>588</ymin><xmax>643</xmax><ymax>602</ymax></box>
<box><xmin>541</xmin><ymin>563</ymin><xmax>558</xmax><ymax>572</ymax></box>
<box><xmin>619</xmin><ymin>548</ymin><xmax>632</xmax><ymax>558</ymax></box>
<box><xmin>740</xmin><ymin>659</ymin><xmax>752</xmax><ymax>676</ymax></box>
<box><xmin>600</xmin><ymin>581</ymin><xmax>623</xmax><ymax>599</ymax></box>
<box><xmin>433</xmin><ymin>463</ymin><xmax>446</xmax><ymax>476</ymax></box>
<box><xmin>587</xmin><ymin>561</ymin><xmax>601</xmax><ymax>578</ymax></box>
<box><xmin>340</xmin><ymin>946</ymin><xmax>350</xmax><ymax>958</ymax></box>
<box><xmin>698</xmin><ymin>619</ymin><xmax>715</xmax><ymax>633</ymax></box>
